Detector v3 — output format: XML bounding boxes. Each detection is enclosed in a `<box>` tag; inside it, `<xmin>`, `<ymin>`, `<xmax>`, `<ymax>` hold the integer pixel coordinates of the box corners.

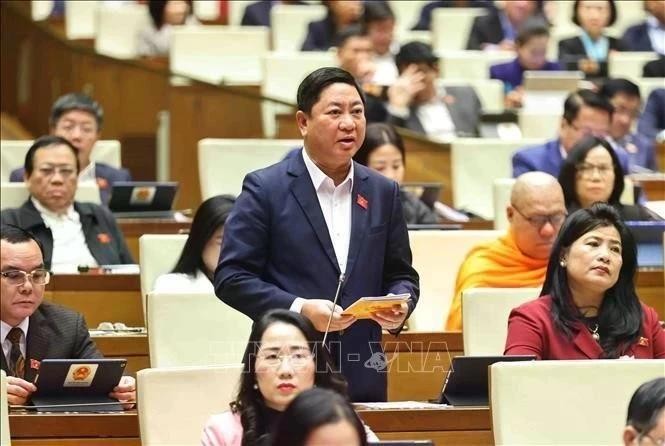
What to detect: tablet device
<box><xmin>439</xmin><ymin>355</ymin><xmax>536</xmax><ymax>406</ymax></box>
<box><xmin>31</xmin><ymin>358</ymin><xmax>127</xmax><ymax>412</ymax></box>
<box><xmin>625</xmin><ymin>220</ymin><xmax>665</xmax><ymax>268</ymax></box>
<box><xmin>109</xmin><ymin>181</ymin><xmax>178</xmax><ymax>216</ymax></box>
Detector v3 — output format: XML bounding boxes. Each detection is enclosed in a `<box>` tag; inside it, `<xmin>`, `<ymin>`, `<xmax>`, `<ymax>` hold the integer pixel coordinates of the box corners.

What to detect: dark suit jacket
<box><xmin>0</xmin><ymin>200</ymin><xmax>134</xmax><ymax>269</ymax></box>
<box><xmin>1</xmin><ymin>302</ymin><xmax>102</xmax><ymax>383</ymax></box>
<box><xmin>638</xmin><ymin>88</ymin><xmax>665</xmax><ymax>141</ymax></box>
<box><xmin>490</xmin><ymin>58</ymin><xmax>561</xmax><ymax>91</ymax></box>
<box><xmin>557</xmin><ymin>35</ymin><xmax>624</xmax><ymax>78</ymax></box>
<box><xmin>411</xmin><ymin>0</ymin><xmax>492</xmax><ymax>31</ymax></box>
<box><xmin>241</xmin><ymin>0</ymin><xmax>306</xmax><ymax>27</ymax></box>
<box><xmin>466</xmin><ymin>9</ymin><xmax>505</xmax><ymax>50</ymax></box>
<box><xmin>505</xmin><ymin>295</ymin><xmax>665</xmax><ymax>359</ymax></box>
<box><xmin>387</xmin><ymin>86</ymin><xmax>482</xmax><ymax>137</ymax></box>
<box><xmin>512</xmin><ymin>138</ymin><xmax>630</xmax><ymax>178</ymax></box>
<box><xmin>621</xmin><ymin>22</ymin><xmax>654</xmax><ymax>52</ymax></box>
<box><xmin>643</xmin><ymin>56</ymin><xmax>665</xmax><ymax>78</ymax></box>
<box><xmin>10</xmin><ymin>162</ymin><xmax>132</xmax><ymax>206</ymax></box>
<box><xmin>301</xmin><ymin>15</ymin><xmax>337</xmax><ymax>51</ymax></box>
<box><xmin>215</xmin><ymin>150</ymin><xmax>419</xmax><ymax>402</ymax></box>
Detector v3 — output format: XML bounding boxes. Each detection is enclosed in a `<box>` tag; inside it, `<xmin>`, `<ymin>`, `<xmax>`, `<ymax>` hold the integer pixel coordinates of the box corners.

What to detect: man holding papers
<box><xmin>216</xmin><ymin>67</ymin><xmax>419</xmax><ymax>402</ymax></box>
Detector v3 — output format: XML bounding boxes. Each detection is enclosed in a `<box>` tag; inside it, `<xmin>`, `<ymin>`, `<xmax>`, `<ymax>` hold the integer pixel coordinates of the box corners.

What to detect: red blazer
<box><xmin>505</xmin><ymin>295</ymin><xmax>665</xmax><ymax>359</ymax></box>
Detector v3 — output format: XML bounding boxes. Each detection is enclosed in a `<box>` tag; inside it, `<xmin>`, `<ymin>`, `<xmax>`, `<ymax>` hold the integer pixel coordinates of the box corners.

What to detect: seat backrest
<box><xmin>635</xmin><ymin>77</ymin><xmax>665</xmax><ymax>101</ymax></box>
<box><xmin>0</xmin><ymin>370</ymin><xmax>9</xmax><ymax>446</ymax></box>
<box><xmin>32</xmin><ymin>0</ymin><xmax>54</xmax><ymax>20</ymax></box>
<box><xmin>451</xmin><ymin>138</ymin><xmax>542</xmax><ymax>219</ymax></box>
<box><xmin>170</xmin><ymin>26</ymin><xmax>269</xmax><ymax>85</ymax></box>
<box><xmin>492</xmin><ymin>178</ymin><xmax>515</xmax><ymax>231</ymax></box>
<box><xmin>438</xmin><ymin>78</ymin><xmax>504</xmax><ymax>112</ymax></box>
<box><xmin>518</xmin><ymin>110</ymin><xmax>561</xmax><ymax>139</ymax></box>
<box><xmin>147</xmin><ymin>292</ymin><xmax>252</xmax><ymax>367</ymax></box>
<box><xmin>198</xmin><ymin>138</ymin><xmax>302</xmax><ymax>199</ymax></box>
<box><xmin>95</xmin><ymin>3</ymin><xmax>151</xmax><ymax>59</ymax></box>
<box><xmin>139</xmin><ymin>234</ymin><xmax>188</xmax><ymax>320</ymax></box>
<box><xmin>65</xmin><ymin>0</ymin><xmax>98</xmax><ymax>39</ymax></box>
<box><xmin>1</xmin><ymin>139</ymin><xmax>122</xmax><ymax>181</ymax></box>
<box><xmin>408</xmin><ymin>229</ymin><xmax>502</xmax><ymax>331</ymax></box>
<box><xmin>431</xmin><ymin>8</ymin><xmax>487</xmax><ymax>52</ymax></box>
<box><xmin>137</xmin><ymin>364</ymin><xmax>243</xmax><ymax>446</ymax></box>
<box><xmin>0</xmin><ymin>182</ymin><xmax>101</xmax><ymax>211</ymax></box>
<box><xmin>609</xmin><ymin>52</ymin><xmax>660</xmax><ymax>81</ymax></box>
<box><xmin>388</xmin><ymin>0</ymin><xmax>428</xmax><ymax>34</ymax></box>
<box><xmin>462</xmin><ymin>288</ymin><xmax>540</xmax><ymax>356</ymax></box>
<box><xmin>262</xmin><ymin>52</ymin><xmax>337</xmax><ymax>103</ymax></box>
<box><xmin>192</xmin><ymin>0</ymin><xmax>221</xmax><ymax>21</ymax></box>
<box><xmin>491</xmin><ymin>360</ymin><xmax>665</xmax><ymax>445</ymax></box>
<box><xmin>271</xmin><ymin>4</ymin><xmax>327</xmax><ymax>52</ymax></box>
<box><xmin>439</xmin><ymin>50</ymin><xmax>514</xmax><ymax>80</ymax></box>
<box><xmin>226</xmin><ymin>0</ymin><xmax>254</xmax><ymax>26</ymax></box>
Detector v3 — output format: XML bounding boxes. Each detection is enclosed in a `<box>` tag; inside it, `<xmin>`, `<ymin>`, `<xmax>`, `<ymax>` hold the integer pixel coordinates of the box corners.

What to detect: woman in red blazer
<box><xmin>505</xmin><ymin>203</ymin><xmax>665</xmax><ymax>359</ymax></box>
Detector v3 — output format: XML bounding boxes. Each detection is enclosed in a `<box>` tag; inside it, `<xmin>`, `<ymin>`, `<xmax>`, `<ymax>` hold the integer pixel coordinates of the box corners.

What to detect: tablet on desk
<box><xmin>439</xmin><ymin>355</ymin><xmax>536</xmax><ymax>406</ymax></box>
<box><xmin>31</xmin><ymin>358</ymin><xmax>127</xmax><ymax>412</ymax></box>
<box><xmin>625</xmin><ymin>220</ymin><xmax>665</xmax><ymax>268</ymax></box>
<box><xmin>109</xmin><ymin>181</ymin><xmax>178</xmax><ymax>218</ymax></box>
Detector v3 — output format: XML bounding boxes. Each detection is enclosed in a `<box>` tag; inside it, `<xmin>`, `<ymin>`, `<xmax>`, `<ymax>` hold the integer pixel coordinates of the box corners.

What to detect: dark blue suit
<box><xmin>638</xmin><ymin>88</ymin><xmax>665</xmax><ymax>141</ymax></box>
<box><xmin>10</xmin><ymin>162</ymin><xmax>131</xmax><ymax>205</ymax></box>
<box><xmin>215</xmin><ymin>150</ymin><xmax>419</xmax><ymax>402</ymax></box>
<box><xmin>512</xmin><ymin>138</ymin><xmax>631</xmax><ymax>178</ymax></box>
<box><xmin>621</xmin><ymin>22</ymin><xmax>655</xmax><ymax>52</ymax></box>
<box><xmin>490</xmin><ymin>58</ymin><xmax>561</xmax><ymax>91</ymax></box>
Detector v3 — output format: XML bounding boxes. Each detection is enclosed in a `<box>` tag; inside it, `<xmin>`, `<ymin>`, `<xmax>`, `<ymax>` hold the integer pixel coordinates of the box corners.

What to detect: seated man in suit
<box><xmin>621</xmin><ymin>0</ymin><xmax>665</xmax><ymax>54</ymax></box>
<box><xmin>600</xmin><ymin>78</ymin><xmax>657</xmax><ymax>173</ymax></box>
<box><xmin>445</xmin><ymin>172</ymin><xmax>566</xmax><ymax>331</ymax></box>
<box><xmin>1</xmin><ymin>136</ymin><xmax>133</xmax><ymax>271</ymax></box>
<box><xmin>1</xmin><ymin>224</ymin><xmax>135</xmax><ymax>407</ymax></box>
<box><xmin>9</xmin><ymin>93</ymin><xmax>132</xmax><ymax>205</ymax></box>
<box><xmin>241</xmin><ymin>0</ymin><xmax>306</xmax><ymax>27</ymax></box>
<box><xmin>466</xmin><ymin>0</ymin><xmax>543</xmax><ymax>51</ymax></box>
<box><xmin>386</xmin><ymin>41</ymin><xmax>482</xmax><ymax>140</ymax></box>
<box><xmin>512</xmin><ymin>89</ymin><xmax>629</xmax><ymax>177</ymax></box>
<box><xmin>638</xmin><ymin>88</ymin><xmax>665</xmax><ymax>141</ymax></box>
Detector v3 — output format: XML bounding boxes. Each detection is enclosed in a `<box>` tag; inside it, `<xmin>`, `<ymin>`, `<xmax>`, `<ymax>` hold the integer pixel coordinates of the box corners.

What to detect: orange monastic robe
<box><xmin>445</xmin><ymin>232</ymin><xmax>548</xmax><ymax>331</ymax></box>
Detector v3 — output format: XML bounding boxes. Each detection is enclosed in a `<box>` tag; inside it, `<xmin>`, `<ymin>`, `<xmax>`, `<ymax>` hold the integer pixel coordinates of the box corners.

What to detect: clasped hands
<box><xmin>302</xmin><ymin>299</ymin><xmax>408</xmax><ymax>332</ymax></box>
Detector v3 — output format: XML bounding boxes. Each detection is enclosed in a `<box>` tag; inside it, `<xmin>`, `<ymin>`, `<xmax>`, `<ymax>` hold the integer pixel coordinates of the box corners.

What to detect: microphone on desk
<box><xmin>322</xmin><ymin>273</ymin><xmax>345</xmax><ymax>346</ymax></box>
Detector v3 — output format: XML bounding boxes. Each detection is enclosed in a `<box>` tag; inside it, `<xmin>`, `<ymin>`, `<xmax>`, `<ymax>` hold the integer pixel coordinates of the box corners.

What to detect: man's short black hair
<box><xmin>563</xmin><ymin>89</ymin><xmax>614</xmax><ymax>123</ymax></box>
<box><xmin>1</xmin><ymin>224</ymin><xmax>45</xmax><ymax>261</ymax></box>
<box><xmin>333</xmin><ymin>24</ymin><xmax>367</xmax><ymax>48</ymax></box>
<box><xmin>362</xmin><ymin>1</ymin><xmax>394</xmax><ymax>25</ymax></box>
<box><xmin>599</xmin><ymin>78</ymin><xmax>641</xmax><ymax>100</ymax></box>
<box><xmin>395</xmin><ymin>41</ymin><xmax>438</xmax><ymax>73</ymax></box>
<box><xmin>296</xmin><ymin>67</ymin><xmax>365</xmax><ymax>115</ymax></box>
<box><xmin>24</xmin><ymin>135</ymin><xmax>80</xmax><ymax>176</ymax></box>
<box><xmin>572</xmin><ymin>0</ymin><xmax>617</xmax><ymax>27</ymax></box>
<box><xmin>515</xmin><ymin>24</ymin><xmax>550</xmax><ymax>47</ymax></box>
<box><xmin>49</xmin><ymin>92</ymin><xmax>104</xmax><ymax>130</ymax></box>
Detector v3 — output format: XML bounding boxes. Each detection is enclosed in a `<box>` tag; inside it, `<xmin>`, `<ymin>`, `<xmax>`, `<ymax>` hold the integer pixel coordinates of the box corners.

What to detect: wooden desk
<box><xmin>45</xmin><ymin>274</ymin><xmax>143</xmax><ymax>327</ymax></box>
<box><xmin>93</xmin><ymin>335</ymin><xmax>149</xmax><ymax>378</ymax></box>
<box><xmin>116</xmin><ymin>217</ymin><xmax>190</xmax><ymax>262</ymax></box>
<box><xmin>358</xmin><ymin>406</ymin><xmax>492</xmax><ymax>445</ymax></box>
<box><xmin>637</xmin><ymin>269</ymin><xmax>665</xmax><ymax>319</ymax></box>
<box><xmin>630</xmin><ymin>174</ymin><xmax>665</xmax><ymax>201</ymax></box>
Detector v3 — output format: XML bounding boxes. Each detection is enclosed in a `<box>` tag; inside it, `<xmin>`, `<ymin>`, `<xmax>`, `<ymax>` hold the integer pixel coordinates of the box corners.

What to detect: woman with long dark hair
<box><xmin>505</xmin><ymin>203</ymin><xmax>665</xmax><ymax>359</ymax></box>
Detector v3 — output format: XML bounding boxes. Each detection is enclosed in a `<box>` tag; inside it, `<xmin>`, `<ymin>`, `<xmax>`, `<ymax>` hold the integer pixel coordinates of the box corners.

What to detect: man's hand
<box><xmin>387</xmin><ymin>64</ymin><xmax>426</xmax><ymax>109</ymax></box>
<box><xmin>301</xmin><ymin>299</ymin><xmax>356</xmax><ymax>332</ymax></box>
<box><xmin>6</xmin><ymin>376</ymin><xmax>36</xmax><ymax>406</ymax></box>
<box><xmin>109</xmin><ymin>375</ymin><xmax>136</xmax><ymax>410</ymax></box>
<box><xmin>370</xmin><ymin>302</ymin><xmax>409</xmax><ymax>331</ymax></box>
<box><xmin>504</xmin><ymin>87</ymin><xmax>524</xmax><ymax>109</ymax></box>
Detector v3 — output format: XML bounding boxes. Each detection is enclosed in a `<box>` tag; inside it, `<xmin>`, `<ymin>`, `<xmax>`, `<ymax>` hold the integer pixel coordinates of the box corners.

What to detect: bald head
<box><xmin>507</xmin><ymin>172</ymin><xmax>567</xmax><ymax>259</ymax></box>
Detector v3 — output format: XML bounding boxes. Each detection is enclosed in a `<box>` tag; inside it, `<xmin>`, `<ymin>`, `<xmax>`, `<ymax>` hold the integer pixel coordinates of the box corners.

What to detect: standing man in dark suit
<box><xmin>2</xmin><ymin>136</ymin><xmax>133</xmax><ymax>271</ymax></box>
<box><xmin>0</xmin><ymin>224</ymin><xmax>135</xmax><ymax>406</ymax></box>
<box><xmin>216</xmin><ymin>67</ymin><xmax>419</xmax><ymax>402</ymax></box>
<box><xmin>386</xmin><ymin>41</ymin><xmax>482</xmax><ymax>139</ymax></box>
<box><xmin>9</xmin><ymin>93</ymin><xmax>131</xmax><ymax>205</ymax></box>
<box><xmin>512</xmin><ymin>89</ymin><xmax>629</xmax><ymax>177</ymax></box>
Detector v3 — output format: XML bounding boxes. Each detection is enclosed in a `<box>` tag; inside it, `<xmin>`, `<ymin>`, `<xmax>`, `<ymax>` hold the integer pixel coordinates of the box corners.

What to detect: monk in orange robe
<box><xmin>446</xmin><ymin>172</ymin><xmax>567</xmax><ymax>331</ymax></box>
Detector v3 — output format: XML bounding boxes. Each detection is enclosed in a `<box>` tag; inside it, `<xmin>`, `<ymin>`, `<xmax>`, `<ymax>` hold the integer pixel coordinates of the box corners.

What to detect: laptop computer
<box><xmin>439</xmin><ymin>355</ymin><xmax>536</xmax><ymax>406</ymax></box>
<box><xmin>401</xmin><ymin>182</ymin><xmax>442</xmax><ymax>208</ymax></box>
<box><xmin>625</xmin><ymin>220</ymin><xmax>665</xmax><ymax>268</ymax></box>
<box><xmin>31</xmin><ymin>358</ymin><xmax>127</xmax><ymax>412</ymax></box>
<box><xmin>109</xmin><ymin>181</ymin><xmax>178</xmax><ymax>218</ymax></box>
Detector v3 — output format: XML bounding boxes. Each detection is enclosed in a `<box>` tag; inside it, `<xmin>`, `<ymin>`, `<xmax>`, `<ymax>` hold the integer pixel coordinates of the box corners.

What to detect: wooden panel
<box><xmin>9</xmin><ymin>411</ymin><xmax>139</xmax><ymax>439</ymax></box>
<box><xmin>637</xmin><ymin>270</ymin><xmax>665</xmax><ymax>320</ymax></box>
<box><xmin>375</xmin><ymin>431</ymin><xmax>493</xmax><ymax>446</ymax></box>
<box><xmin>94</xmin><ymin>335</ymin><xmax>149</xmax><ymax>377</ymax></box>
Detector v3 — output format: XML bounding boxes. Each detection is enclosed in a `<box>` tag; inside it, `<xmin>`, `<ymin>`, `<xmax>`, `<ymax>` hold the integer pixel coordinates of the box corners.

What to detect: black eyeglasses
<box><xmin>511</xmin><ymin>205</ymin><xmax>567</xmax><ymax>228</ymax></box>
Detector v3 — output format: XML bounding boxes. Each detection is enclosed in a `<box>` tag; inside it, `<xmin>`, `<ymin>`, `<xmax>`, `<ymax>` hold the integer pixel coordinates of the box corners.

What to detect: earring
<box><xmin>253</xmin><ymin>383</ymin><xmax>258</xmax><ymax>390</ymax></box>
<box><xmin>560</xmin><ymin>259</ymin><xmax>567</xmax><ymax>267</ymax></box>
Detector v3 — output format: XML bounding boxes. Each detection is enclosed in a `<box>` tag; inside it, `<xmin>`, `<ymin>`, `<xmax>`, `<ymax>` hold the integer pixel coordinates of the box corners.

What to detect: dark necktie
<box><xmin>6</xmin><ymin>327</ymin><xmax>25</xmax><ymax>379</ymax></box>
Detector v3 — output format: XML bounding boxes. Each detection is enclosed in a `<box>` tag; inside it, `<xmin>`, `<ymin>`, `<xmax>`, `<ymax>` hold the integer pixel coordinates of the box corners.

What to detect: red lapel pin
<box><xmin>30</xmin><ymin>359</ymin><xmax>41</xmax><ymax>370</ymax></box>
<box><xmin>97</xmin><ymin>233</ymin><xmax>111</xmax><ymax>244</ymax></box>
<box><xmin>356</xmin><ymin>194</ymin><xmax>368</xmax><ymax>210</ymax></box>
<box><xmin>638</xmin><ymin>337</ymin><xmax>649</xmax><ymax>347</ymax></box>
<box><xmin>96</xmin><ymin>178</ymin><xmax>109</xmax><ymax>189</ymax></box>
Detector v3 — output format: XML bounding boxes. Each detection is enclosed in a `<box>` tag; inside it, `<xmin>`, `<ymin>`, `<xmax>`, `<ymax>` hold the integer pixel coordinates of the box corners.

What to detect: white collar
<box><xmin>31</xmin><ymin>197</ymin><xmax>76</xmax><ymax>221</ymax></box>
<box><xmin>1</xmin><ymin>317</ymin><xmax>30</xmax><ymax>344</ymax></box>
<box><xmin>78</xmin><ymin>161</ymin><xmax>97</xmax><ymax>183</ymax></box>
<box><xmin>301</xmin><ymin>147</ymin><xmax>354</xmax><ymax>190</ymax></box>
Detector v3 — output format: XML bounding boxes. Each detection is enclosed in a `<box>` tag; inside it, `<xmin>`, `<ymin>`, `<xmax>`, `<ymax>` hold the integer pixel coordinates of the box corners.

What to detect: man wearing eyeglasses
<box><xmin>0</xmin><ymin>224</ymin><xmax>135</xmax><ymax>407</ymax></box>
<box><xmin>445</xmin><ymin>172</ymin><xmax>566</xmax><ymax>331</ymax></box>
<box><xmin>9</xmin><ymin>93</ymin><xmax>132</xmax><ymax>205</ymax></box>
<box><xmin>0</xmin><ymin>135</ymin><xmax>133</xmax><ymax>271</ymax></box>
<box><xmin>512</xmin><ymin>89</ymin><xmax>630</xmax><ymax>178</ymax></box>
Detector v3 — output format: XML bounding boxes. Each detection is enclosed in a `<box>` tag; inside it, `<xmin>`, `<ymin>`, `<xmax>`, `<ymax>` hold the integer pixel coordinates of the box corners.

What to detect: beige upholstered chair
<box><xmin>491</xmin><ymin>360</ymin><xmax>665</xmax><ymax>445</ymax></box>
<box><xmin>138</xmin><ymin>234</ymin><xmax>187</xmax><ymax>322</ymax></box>
<box><xmin>270</xmin><ymin>4</ymin><xmax>327</xmax><ymax>52</ymax></box>
<box><xmin>95</xmin><ymin>3</ymin><xmax>151</xmax><ymax>59</ymax></box>
<box><xmin>0</xmin><ymin>370</ymin><xmax>10</xmax><ymax>446</ymax></box>
<box><xmin>608</xmin><ymin>52</ymin><xmax>659</xmax><ymax>81</ymax></box>
<box><xmin>431</xmin><ymin>8</ymin><xmax>487</xmax><ymax>52</ymax></box>
<box><xmin>0</xmin><ymin>182</ymin><xmax>101</xmax><ymax>211</ymax></box>
<box><xmin>461</xmin><ymin>287</ymin><xmax>540</xmax><ymax>356</ymax></box>
<box><xmin>408</xmin><ymin>229</ymin><xmax>502</xmax><ymax>331</ymax></box>
<box><xmin>146</xmin><ymin>292</ymin><xmax>252</xmax><ymax>368</ymax></box>
<box><xmin>137</xmin><ymin>364</ymin><xmax>243</xmax><ymax>445</ymax></box>
<box><xmin>438</xmin><ymin>79</ymin><xmax>505</xmax><ymax>112</ymax></box>
<box><xmin>439</xmin><ymin>50</ymin><xmax>514</xmax><ymax>80</ymax></box>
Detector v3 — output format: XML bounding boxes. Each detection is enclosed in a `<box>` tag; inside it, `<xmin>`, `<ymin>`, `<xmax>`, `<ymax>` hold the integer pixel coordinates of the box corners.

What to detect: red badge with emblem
<box><xmin>97</xmin><ymin>233</ymin><xmax>111</xmax><ymax>244</ymax></box>
<box><xmin>356</xmin><ymin>194</ymin><xmax>368</xmax><ymax>210</ymax></box>
<box><xmin>638</xmin><ymin>337</ymin><xmax>649</xmax><ymax>347</ymax></box>
<box><xmin>30</xmin><ymin>359</ymin><xmax>41</xmax><ymax>370</ymax></box>
<box><xmin>96</xmin><ymin>177</ymin><xmax>109</xmax><ymax>190</ymax></box>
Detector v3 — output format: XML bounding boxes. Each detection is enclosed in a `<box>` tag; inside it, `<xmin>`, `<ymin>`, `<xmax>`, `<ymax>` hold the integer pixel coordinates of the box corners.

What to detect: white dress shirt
<box><xmin>416</xmin><ymin>96</ymin><xmax>457</xmax><ymax>142</ymax></box>
<box><xmin>32</xmin><ymin>198</ymin><xmax>98</xmax><ymax>272</ymax></box>
<box><xmin>647</xmin><ymin>15</ymin><xmax>665</xmax><ymax>55</ymax></box>
<box><xmin>1</xmin><ymin>318</ymin><xmax>29</xmax><ymax>363</ymax></box>
<box><xmin>153</xmin><ymin>270</ymin><xmax>214</xmax><ymax>293</ymax></box>
<box><xmin>290</xmin><ymin>148</ymin><xmax>354</xmax><ymax>313</ymax></box>
<box><xmin>77</xmin><ymin>161</ymin><xmax>96</xmax><ymax>184</ymax></box>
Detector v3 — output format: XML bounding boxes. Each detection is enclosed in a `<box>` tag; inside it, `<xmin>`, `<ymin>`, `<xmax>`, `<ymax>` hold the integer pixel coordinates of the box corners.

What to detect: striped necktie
<box><xmin>6</xmin><ymin>327</ymin><xmax>25</xmax><ymax>379</ymax></box>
